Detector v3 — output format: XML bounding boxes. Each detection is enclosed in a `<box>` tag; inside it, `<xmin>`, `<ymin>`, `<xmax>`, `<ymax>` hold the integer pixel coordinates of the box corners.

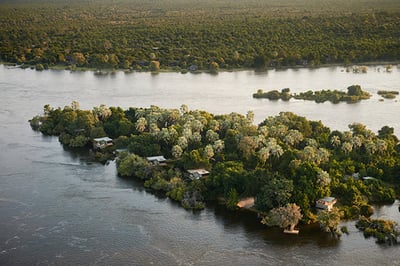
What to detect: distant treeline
<box><xmin>0</xmin><ymin>0</ymin><xmax>400</xmax><ymax>71</ymax></box>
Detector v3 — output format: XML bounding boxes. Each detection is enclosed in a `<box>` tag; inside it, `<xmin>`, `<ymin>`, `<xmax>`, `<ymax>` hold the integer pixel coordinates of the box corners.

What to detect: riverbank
<box><xmin>2</xmin><ymin>60</ymin><xmax>399</xmax><ymax>75</ymax></box>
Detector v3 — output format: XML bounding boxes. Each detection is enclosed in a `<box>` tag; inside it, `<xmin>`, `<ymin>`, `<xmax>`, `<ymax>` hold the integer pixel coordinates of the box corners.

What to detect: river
<box><xmin>0</xmin><ymin>65</ymin><xmax>399</xmax><ymax>265</ymax></box>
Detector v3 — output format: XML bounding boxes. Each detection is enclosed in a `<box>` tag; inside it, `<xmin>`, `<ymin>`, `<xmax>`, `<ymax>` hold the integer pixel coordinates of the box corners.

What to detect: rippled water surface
<box><xmin>0</xmin><ymin>65</ymin><xmax>399</xmax><ymax>265</ymax></box>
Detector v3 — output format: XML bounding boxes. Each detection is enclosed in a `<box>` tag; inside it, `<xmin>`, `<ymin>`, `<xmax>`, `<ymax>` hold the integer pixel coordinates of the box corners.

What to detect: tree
<box><xmin>135</xmin><ymin>117</ymin><xmax>148</xmax><ymax>133</ymax></box>
<box><xmin>266</xmin><ymin>138</ymin><xmax>284</xmax><ymax>159</ymax></box>
<box><xmin>71</xmin><ymin>52</ymin><xmax>86</xmax><ymax>66</ymax></box>
<box><xmin>341</xmin><ymin>141</ymin><xmax>353</xmax><ymax>154</ymax></box>
<box><xmin>117</xmin><ymin>153</ymin><xmax>150</xmax><ymax>180</ymax></box>
<box><xmin>284</xmin><ymin>129</ymin><xmax>304</xmax><ymax>146</ymax></box>
<box><xmin>261</xmin><ymin>203</ymin><xmax>302</xmax><ymax>232</ymax></box>
<box><xmin>238</xmin><ymin>136</ymin><xmax>258</xmax><ymax>160</ymax></box>
<box><xmin>253</xmin><ymin>55</ymin><xmax>267</xmax><ymax>69</ymax></box>
<box><xmin>317</xmin><ymin>207</ymin><xmax>343</xmax><ymax>237</ymax></box>
<box><xmin>226</xmin><ymin>188</ymin><xmax>240</xmax><ymax>210</ymax></box>
<box><xmin>172</xmin><ymin>145</ymin><xmax>183</xmax><ymax>159</ymax></box>
<box><xmin>150</xmin><ymin>60</ymin><xmax>160</xmax><ymax>72</ymax></box>
<box><xmin>213</xmin><ymin>139</ymin><xmax>225</xmax><ymax>153</ymax></box>
<box><xmin>93</xmin><ymin>104</ymin><xmax>112</xmax><ymax>122</ymax></box>
<box><xmin>209</xmin><ymin>61</ymin><xmax>219</xmax><ymax>73</ymax></box>
<box><xmin>255</xmin><ymin>176</ymin><xmax>293</xmax><ymax>212</ymax></box>
<box><xmin>330</xmin><ymin>135</ymin><xmax>341</xmax><ymax>148</ymax></box>
<box><xmin>347</xmin><ymin>85</ymin><xmax>363</xmax><ymax>96</ymax></box>
<box><xmin>206</xmin><ymin>129</ymin><xmax>219</xmax><ymax>143</ymax></box>
<box><xmin>257</xmin><ymin>147</ymin><xmax>270</xmax><ymax>165</ymax></box>
<box><xmin>203</xmin><ymin>144</ymin><xmax>214</xmax><ymax>159</ymax></box>
<box><xmin>177</xmin><ymin>136</ymin><xmax>188</xmax><ymax>150</ymax></box>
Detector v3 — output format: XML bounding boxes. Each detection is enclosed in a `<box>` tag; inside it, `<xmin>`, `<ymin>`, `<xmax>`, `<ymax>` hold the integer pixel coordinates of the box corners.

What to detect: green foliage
<box><xmin>356</xmin><ymin>216</ymin><xmax>399</xmax><ymax>245</ymax></box>
<box><xmin>207</xmin><ymin>161</ymin><xmax>246</xmax><ymax>196</ymax></box>
<box><xmin>254</xmin><ymin>85</ymin><xmax>371</xmax><ymax>103</ymax></box>
<box><xmin>255</xmin><ymin>175</ymin><xmax>293</xmax><ymax>212</ymax></box>
<box><xmin>317</xmin><ymin>207</ymin><xmax>343</xmax><ymax>238</ymax></box>
<box><xmin>128</xmin><ymin>134</ymin><xmax>161</xmax><ymax>157</ymax></box>
<box><xmin>69</xmin><ymin>135</ymin><xmax>89</xmax><ymax>148</ymax></box>
<box><xmin>347</xmin><ymin>85</ymin><xmax>362</xmax><ymax>96</ymax></box>
<box><xmin>166</xmin><ymin>177</ymin><xmax>186</xmax><ymax>202</ymax></box>
<box><xmin>150</xmin><ymin>61</ymin><xmax>160</xmax><ymax>72</ymax></box>
<box><xmin>35</xmin><ymin>64</ymin><xmax>44</xmax><ymax>71</ymax></box>
<box><xmin>30</xmin><ymin>104</ymin><xmax>400</xmax><ymax>225</ymax></box>
<box><xmin>359</xmin><ymin>204</ymin><xmax>374</xmax><ymax>217</ymax></box>
<box><xmin>144</xmin><ymin>175</ymin><xmax>169</xmax><ymax>191</ymax></box>
<box><xmin>116</xmin><ymin>153</ymin><xmax>150</xmax><ymax>179</ymax></box>
<box><xmin>225</xmin><ymin>188</ymin><xmax>239</xmax><ymax>210</ymax></box>
<box><xmin>261</xmin><ymin>203</ymin><xmax>302</xmax><ymax>231</ymax></box>
<box><xmin>2</xmin><ymin>1</ymin><xmax>400</xmax><ymax>71</ymax></box>
<box><xmin>181</xmin><ymin>180</ymin><xmax>206</xmax><ymax>210</ymax></box>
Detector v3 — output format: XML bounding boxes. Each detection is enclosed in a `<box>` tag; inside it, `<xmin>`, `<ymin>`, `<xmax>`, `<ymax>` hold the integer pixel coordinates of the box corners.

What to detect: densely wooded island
<box><xmin>30</xmin><ymin>103</ymin><xmax>400</xmax><ymax>243</ymax></box>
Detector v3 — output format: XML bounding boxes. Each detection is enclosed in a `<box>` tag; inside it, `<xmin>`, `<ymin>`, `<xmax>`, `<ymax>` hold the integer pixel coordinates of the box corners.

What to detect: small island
<box><xmin>377</xmin><ymin>90</ymin><xmax>399</xmax><ymax>99</ymax></box>
<box><xmin>30</xmin><ymin>103</ymin><xmax>400</xmax><ymax>242</ymax></box>
<box><xmin>253</xmin><ymin>85</ymin><xmax>371</xmax><ymax>103</ymax></box>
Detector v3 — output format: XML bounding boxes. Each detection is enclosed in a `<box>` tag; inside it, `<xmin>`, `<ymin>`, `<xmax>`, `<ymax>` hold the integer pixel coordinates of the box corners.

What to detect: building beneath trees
<box><xmin>187</xmin><ymin>169</ymin><xmax>209</xmax><ymax>180</ymax></box>
<box><xmin>93</xmin><ymin>137</ymin><xmax>113</xmax><ymax>149</ymax></box>
<box><xmin>146</xmin><ymin>156</ymin><xmax>167</xmax><ymax>166</ymax></box>
<box><xmin>316</xmin><ymin>197</ymin><xmax>337</xmax><ymax>211</ymax></box>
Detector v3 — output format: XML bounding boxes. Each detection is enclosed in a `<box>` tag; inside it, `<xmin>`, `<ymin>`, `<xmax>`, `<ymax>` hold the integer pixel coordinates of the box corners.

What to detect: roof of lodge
<box><xmin>93</xmin><ymin>137</ymin><xmax>112</xmax><ymax>142</ymax></box>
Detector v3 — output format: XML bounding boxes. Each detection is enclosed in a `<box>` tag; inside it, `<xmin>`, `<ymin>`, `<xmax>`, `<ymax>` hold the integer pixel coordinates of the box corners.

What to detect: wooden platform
<box><xmin>284</xmin><ymin>229</ymin><xmax>299</xmax><ymax>234</ymax></box>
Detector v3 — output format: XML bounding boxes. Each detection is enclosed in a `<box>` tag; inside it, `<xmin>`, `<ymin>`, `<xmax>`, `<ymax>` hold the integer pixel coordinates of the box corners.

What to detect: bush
<box><xmin>35</xmin><ymin>64</ymin><xmax>44</xmax><ymax>71</ymax></box>
<box><xmin>359</xmin><ymin>204</ymin><xmax>374</xmax><ymax>217</ymax></box>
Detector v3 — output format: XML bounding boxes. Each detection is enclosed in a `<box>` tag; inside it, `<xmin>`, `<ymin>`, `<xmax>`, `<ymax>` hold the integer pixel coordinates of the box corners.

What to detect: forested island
<box><xmin>1</xmin><ymin>0</ymin><xmax>400</xmax><ymax>72</ymax></box>
<box><xmin>30</xmin><ymin>103</ymin><xmax>400</xmax><ymax>243</ymax></box>
<box><xmin>253</xmin><ymin>85</ymin><xmax>372</xmax><ymax>103</ymax></box>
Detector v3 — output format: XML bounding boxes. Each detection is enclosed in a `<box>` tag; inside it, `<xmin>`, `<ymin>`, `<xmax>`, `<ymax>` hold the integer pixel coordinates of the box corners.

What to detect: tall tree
<box><xmin>261</xmin><ymin>203</ymin><xmax>302</xmax><ymax>232</ymax></box>
<box><xmin>317</xmin><ymin>207</ymin><xmax>343</xmax><ymax>238</ymax></box>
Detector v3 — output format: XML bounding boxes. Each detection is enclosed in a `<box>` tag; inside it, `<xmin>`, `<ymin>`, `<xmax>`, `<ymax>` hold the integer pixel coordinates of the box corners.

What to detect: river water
<box><xmin>0</xmin><ymin>65</ymin><xmax>399</xmax><ymax>265</ymax></box>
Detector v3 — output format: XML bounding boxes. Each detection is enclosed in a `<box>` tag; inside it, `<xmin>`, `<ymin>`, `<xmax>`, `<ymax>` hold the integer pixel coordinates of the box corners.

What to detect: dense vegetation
<box><xmin>1</xmin><ymin>0</ymin><xmax>400</xmax><ymax>71</ymax></box>
<box><xmin>30</xmin><ymin>103</ymin><xmax>400</xmax><ymax>241</ymax></box>
<box><xmin>356</xmin><ymin>216</ymin><xmax>399</xmax><ymax>244</ymax></box>
<box><xmin>253</xmin><ymin>85</ymin><xmax>372</xmax><ymax>103</ymax></box>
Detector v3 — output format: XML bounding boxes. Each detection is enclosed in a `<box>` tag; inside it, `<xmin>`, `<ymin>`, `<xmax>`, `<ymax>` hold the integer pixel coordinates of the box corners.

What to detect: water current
<box><xmin>0</xmin><ymin>65</ymin><xmax>399</xmax><ymax>265</ymax></box>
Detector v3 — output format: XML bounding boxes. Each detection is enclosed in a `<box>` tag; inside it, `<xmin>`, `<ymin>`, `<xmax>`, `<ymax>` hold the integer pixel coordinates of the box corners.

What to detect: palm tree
<box><xmin>257</xmin><ymin>147</ymin><xmax>270</xmax><ymax>165</ymax></box>
<box><xmin>177</xmin><ymin>136</ymin><xmax>188</xmax><ymax>150</ymax></box>
<box><xmin>316</xmin><ymin>148</ymin><xmax>330</xmax><ymax>164</ymax></box>
<box><xmin>204</xmin><ymin>144</ymin><xmax>214</xmax><ymax>159</ymax></box>
<box><xmin>206</xmin><ymin>129</ymin><xmax>219</xmax><ymax>143</ymax></box>
<box><xmin>317</xmin><ymin>169</ymin><xmax>331</xmax><ymax>187</ymax></box>
<box><xmin>135</xmin><ymin>117</ymin><xmax>147</xmax><ymax>133</ymax></box>
<box><xmin>267</xmin><ymin>138</ymin><xmax>284</xmax><ymax>158</ymax></box>
<box><xmin>258</xmin><ymin>125</ymin><xmax>269</xmax><ymax>137</ymax></box>
<box><xmin>300</xmin><ymin>145</ymin><xmax>317</xmax><ymax>163</ymax></box>
<box><xmin>330</xmin><ymin>135</ymin><xmax>341</xmax><ymax>148</ymax></box>
<box><xmin>351</xmin><ymin>135</ymin><xmax>363</xmax><ymax>150</ymax></box>
<box><xmin>341</xmin><ymin>141</ymin><xmax>353</xmax><ymax>154</ymax></box>
<box><xmin>364</xmin><ymin>140</ymin><xmax>377</xmax><ymax>155</ymax></box>
<box><xmin>149</xmin><ymin>123</ymin><xmax>160</xmax><ymax>136</ymax></box>
<box><xmin>376</xmin><ymin>139</ymin><xmax>387</xmax><ymax>155</ymax></box>
<box><xmin>213</xmin><ymin>140</ymin><xmax>225</xmax><ymax>153</ymax></box>
<box><xmin>191</xmin><ymin>119</ymin><xmax>204</xmax><ymax>132</ymax></box>
<box><xmin>284</xmin><ymin>129</ymin><xmax>304</xmax><ymax>146</ymax></box>
<box><xmin>172</xmin><ymin>145</ymin><xmax>183</xmax><ymax>159</ymax></box>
